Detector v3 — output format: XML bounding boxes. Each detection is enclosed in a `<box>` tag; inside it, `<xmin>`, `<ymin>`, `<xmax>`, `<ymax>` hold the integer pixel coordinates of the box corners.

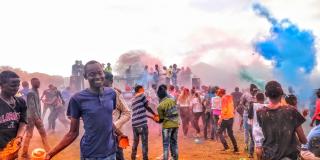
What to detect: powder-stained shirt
<box><xmin>26</xmin><ymin>89</ymin><xmax>41</xmax><ymax>119</ymax></box>
<box><xmin>240</xmin><ymin>92</ymin><xmax>256</xmax><ymax>112</ymax></box>
<box><xmin>251</xmin><ymin>103</ymin><xmax>266</xmax><ymax>147</ymax></box>
<box><xmin>231</xmin><ymin>91</ymin><xmax>243</xmax><ymax>109</ymax></box>
<box><xmin>257</xmin><ymin>105</ymin><xmax>305</xmax><ymax>160</ymax></box>
<box><xmin>0</xmin><ymin>97</ymin><xmax>27</xmax><ymax>149</ymax></box>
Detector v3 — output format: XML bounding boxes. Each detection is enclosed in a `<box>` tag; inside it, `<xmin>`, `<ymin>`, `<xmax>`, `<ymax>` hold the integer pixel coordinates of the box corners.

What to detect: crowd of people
<box><xmin>1</xmin><ymin>60</ymin><xmax>320</xmax><ymax>160</ymax></box>
<box><xmin>122</xmin><ymin>63</ymin><xmax>193</xmax><ymax>90</ymax></box>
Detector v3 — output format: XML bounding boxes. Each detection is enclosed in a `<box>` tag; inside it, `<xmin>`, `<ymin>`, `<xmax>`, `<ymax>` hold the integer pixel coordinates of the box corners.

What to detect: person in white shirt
<box><xmin>191</xmin><ymin>92</ymin><xmax>203</xmax><ymax>138</ymax></box>
<box><xmin>210</xmin><ymin>88</ymin><xmax>223</xmax><ymax>141</ymax></box>
<box><xmin>248</xmin><ymin>92</ymin><xmax>265</xmax><ymax>159</ymax></box>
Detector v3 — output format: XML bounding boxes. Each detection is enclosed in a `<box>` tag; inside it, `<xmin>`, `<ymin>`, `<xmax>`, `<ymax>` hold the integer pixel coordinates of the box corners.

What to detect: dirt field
<box><xmin>21</xmin><ymin>120</ymin><xmax>252</xmax><ymax>160</ymax></box>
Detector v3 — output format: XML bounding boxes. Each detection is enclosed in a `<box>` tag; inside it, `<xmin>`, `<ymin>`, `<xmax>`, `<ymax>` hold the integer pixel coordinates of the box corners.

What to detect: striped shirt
<box><xmin>131</xmin><ymin>94</ymin><xmax>148</xmax><ymax>127</ymax></box>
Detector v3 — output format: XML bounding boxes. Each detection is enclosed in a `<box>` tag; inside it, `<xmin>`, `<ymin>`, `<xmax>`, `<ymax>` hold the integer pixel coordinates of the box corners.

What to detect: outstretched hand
<box><xmin>147</xmin><ymin>114</ymin><xmax>160</xmax><ymax>123</ymax></box>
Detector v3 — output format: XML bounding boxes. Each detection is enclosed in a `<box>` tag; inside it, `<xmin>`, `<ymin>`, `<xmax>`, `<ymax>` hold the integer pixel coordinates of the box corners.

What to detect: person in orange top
<box><xmin>217</xmin><ymin>89</ymin><xmax>239</xmax><ymax>153</ymax></box>
<box><xmin>311</xmin><ymin>89</ymin><xmax>320</xmax><ymax>127</ymax></box>
<box><xmin>220</xmin><ymin>95</ymin><xmax>234</xmax><ymax>120</ymax></box>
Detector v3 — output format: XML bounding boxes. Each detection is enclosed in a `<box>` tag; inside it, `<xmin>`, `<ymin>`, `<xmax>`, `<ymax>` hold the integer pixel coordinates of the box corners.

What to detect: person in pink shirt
<box><xmin>311</xmin><ymin>89</ymin><xmax>320</xmax><ymax>127</ymax></box>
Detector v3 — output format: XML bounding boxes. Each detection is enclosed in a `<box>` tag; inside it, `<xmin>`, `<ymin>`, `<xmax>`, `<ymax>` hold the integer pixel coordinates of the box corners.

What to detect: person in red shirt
<box><xmin>311</xmin><ymin>89</ymin><xmax>320</xmax><ymax>127</ymax></box>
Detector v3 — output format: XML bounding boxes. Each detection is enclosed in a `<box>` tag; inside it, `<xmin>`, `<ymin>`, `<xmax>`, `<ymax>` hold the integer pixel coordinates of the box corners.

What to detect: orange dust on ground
<box><xmin>20</xmin><ymin>121</ymin><xmax>251</xmax><ymax>160</ymax></box>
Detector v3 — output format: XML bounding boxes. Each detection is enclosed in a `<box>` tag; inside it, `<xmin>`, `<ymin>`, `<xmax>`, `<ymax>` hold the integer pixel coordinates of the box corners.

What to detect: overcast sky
<box><xmin>0</xmin><ymin>0</ymin><xmax>319</xmax><ymax>76</ymax></box>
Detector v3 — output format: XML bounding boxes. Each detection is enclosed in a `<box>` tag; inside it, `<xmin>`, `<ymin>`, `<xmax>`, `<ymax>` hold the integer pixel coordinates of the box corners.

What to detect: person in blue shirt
<box><xmin>202</xmin><ymin>86</ymin><xmax>215</xmax><ymax>140</ymax></box>
<box><xmin>19</xmin><ymin>81</ymin><xmax>30</xmax><ymax>101</ymax></box>
<box><xmin>46</xmin><ymin>60</ymin><xmax>117</xmax><ymax>160</ymax></box>
<box><xmin>61</xmin><ymin>86</ymin><xmax>72</xmax><ymax>105</ymax></box>
<box><xmin>302</xmin><ymin>125</ymin><xmax>320</xmax><ymax>157</ymax></box>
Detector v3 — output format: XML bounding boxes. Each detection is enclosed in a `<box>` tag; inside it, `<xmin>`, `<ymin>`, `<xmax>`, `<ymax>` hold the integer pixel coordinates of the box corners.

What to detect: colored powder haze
<box><xmin>253</xmin><ymin>3</ymin><xmax>318</xmax><ymax>104</ymax></box>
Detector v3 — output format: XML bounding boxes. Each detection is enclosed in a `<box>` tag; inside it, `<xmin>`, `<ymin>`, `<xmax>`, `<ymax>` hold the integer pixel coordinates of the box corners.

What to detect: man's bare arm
<box><xmin>296</xmin><ymin>125</ymin><xmax>307</xmax><ymax>144</ymax></box>
<box><xmin>46</xmin><ymin>118</ymin><xmax>80</xmax><ymax>159</ymax></box>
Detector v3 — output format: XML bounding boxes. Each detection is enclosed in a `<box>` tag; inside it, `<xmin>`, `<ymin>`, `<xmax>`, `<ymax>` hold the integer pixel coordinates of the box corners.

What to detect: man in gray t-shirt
<box><xmin>22</xmin><ymin>78</ymin><xmax>50</xmax><ymax>158</ymax></box>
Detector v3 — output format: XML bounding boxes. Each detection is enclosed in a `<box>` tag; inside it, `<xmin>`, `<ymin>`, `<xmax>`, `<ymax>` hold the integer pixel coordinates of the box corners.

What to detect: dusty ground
<box><xmin>20</xmin><ymin>120</ymin><xmax>253</xmax><ymax>160</ymax></box>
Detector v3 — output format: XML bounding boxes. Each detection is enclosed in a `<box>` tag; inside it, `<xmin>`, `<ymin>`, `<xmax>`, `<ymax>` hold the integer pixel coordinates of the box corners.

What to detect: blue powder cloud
<box><xmin>252</xmin><ymin>3</ymin><xmax>317</xmax><ymax>103</ymax></box>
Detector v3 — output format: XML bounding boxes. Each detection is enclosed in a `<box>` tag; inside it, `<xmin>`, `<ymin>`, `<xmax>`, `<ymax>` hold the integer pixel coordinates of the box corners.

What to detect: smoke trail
<box><xmin>239</xmin><ymin>68</ymin><xmax>265</xmax><ymax>90</ymax></box>
<box><xmin>252</xmin><ymin>3</ymin><xmax>317</xmax><ymax>103</ymax></box>
<box><xmin>115</xmin><ymin>50</ymin><xmax>162</xmax><ymax>88</ymax></box>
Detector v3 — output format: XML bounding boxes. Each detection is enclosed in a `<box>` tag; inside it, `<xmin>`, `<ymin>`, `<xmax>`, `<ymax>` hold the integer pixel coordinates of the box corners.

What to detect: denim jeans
<box><xmin>162</xmin><ymin>128</ymin><xmax>179</xmax><ymax>160</ymax></box>
<box><xmin>203</xmin><ymin>112</ymin><xmax>211</xmax><ymax>139</ymax></box>
<box><xmin>132</xmin><ymin>125</ymin><xmax>148</xmax><ymax>160</ymax></box>
<box><xmin>116</xmin><ymin>136</ymin><xmax>124</xmax><ymax>160</ymax></box>
<box><xmin>81</xmin><ymin>153</ymin><xmax>116</xmax><ymax>160</ymax></box>
<box><xmin>211</xmin><ymin>115</ymin><xmax>219</xmax><ymax>140</ymax></box>
<box><xmin>243</xmin><ymin>111</ymin><xmax>249</xmax><ymax>146</ymax></box>
<box><xmin>218</xmin><ymin>118</ymin><xmax>238</xmax><ymax>150</ymax></box>
<box><xmin>248</xmin><ymin>124</ymin><xmax>255</xmax><ymax>155</ymax></box>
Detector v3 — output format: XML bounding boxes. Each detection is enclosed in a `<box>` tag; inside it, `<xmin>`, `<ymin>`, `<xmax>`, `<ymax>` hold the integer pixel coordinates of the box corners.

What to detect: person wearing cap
<box><xmin>257</xmin><ymin>81</ymin><xmax>307</xmax><ymax>159</ymax></box>
<box><xmin>104</xmin><ymin>71</ymin><xmax>131</xmax><ymax>160</ymax></box>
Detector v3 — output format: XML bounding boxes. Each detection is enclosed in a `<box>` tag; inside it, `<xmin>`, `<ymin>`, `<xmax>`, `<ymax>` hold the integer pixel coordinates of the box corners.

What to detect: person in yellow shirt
<box><xmin>104</xmin><ymin>63</ymin><xmax>112</xmax><ymax>73</ymax></box>
<box><xmin>217</xmin><ymin>89</ymin><xmax>239</xmax><ymax>153</ymax></box>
